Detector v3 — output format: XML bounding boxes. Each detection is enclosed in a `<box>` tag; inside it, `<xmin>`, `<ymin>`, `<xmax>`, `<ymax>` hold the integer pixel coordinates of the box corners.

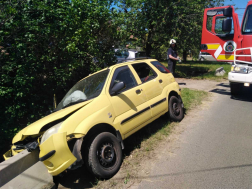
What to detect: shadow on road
<box><xmin>210</xmin><ymin>83</ymin><xmax>252</xmax><ymax>102</ymax></box>
<box><xmin>178</xmin><ymin>82</ymin><xmax>186</xmax><ymax>86</ymax></box>
<box><xmin>210</xmin><ymin>88</ymin><xmax>230</xmax><ymax>96</ymax></box>
<box><xmin>54</xmin><ymin>166</ymin><xmax>97</xmax><ymax>189</ymax></box>
<box><xmin>108</xmin><ymin>163</ymin><xmax>252</xmax><ymax>181</ymax></box>
<box><xmin>216</xmin><ymin>83</ymin><xmax>230</xmax><ymax>88</ymax></box>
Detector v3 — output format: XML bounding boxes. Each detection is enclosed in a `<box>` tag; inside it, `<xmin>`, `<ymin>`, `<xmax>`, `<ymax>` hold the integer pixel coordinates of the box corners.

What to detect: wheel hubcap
<box><xmin>172</xmin><ymin>102</ymin><xmax>180</xmax><ymax>116</ymax></box>
<box><xmin>99</xmin><ymin>143</ymin><xmax>115</xmax><ymax>167</ymax></box>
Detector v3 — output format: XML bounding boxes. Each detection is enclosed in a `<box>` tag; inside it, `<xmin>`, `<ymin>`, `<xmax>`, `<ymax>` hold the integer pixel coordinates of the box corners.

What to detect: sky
<box><xmin>223</xmin><ymin>0</ymin><xmax>250</xmax><ymax>25</ymax></box>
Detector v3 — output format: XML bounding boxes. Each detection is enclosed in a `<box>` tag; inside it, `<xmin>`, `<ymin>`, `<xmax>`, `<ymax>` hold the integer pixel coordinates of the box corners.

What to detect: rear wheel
<box><xmin>168</xmin><ymin>96</ymin><xmax>184</xmax><ymax>121</ymax></box>
<box><xmin>85</xmin><ymin>132</ymin><xmax>122</xmax><ymax>179</ymax></box>
<box><xmin>230</xmin><ymin>82</ymin><xmax>242</xmax><ymax>95</ymax></box>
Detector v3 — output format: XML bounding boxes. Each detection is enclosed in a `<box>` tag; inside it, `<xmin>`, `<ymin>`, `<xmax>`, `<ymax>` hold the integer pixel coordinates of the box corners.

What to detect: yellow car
<box><xmin>3</xmin><ymin>58</ymin><xmax>184</xmax><ymax>179</ymax></box>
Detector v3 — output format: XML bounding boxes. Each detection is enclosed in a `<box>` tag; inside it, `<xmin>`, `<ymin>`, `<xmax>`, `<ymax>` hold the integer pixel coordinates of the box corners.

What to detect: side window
<box><xmin>151</xmin><ymin>61</ymin><xmax>170</xmax><ymax>73</ymax></box>
<box><xmin>242</xmin><ymin>5</ymin><xmax>252</xmax><ymax>34</ymax></box>
<box><xmin>110</xmin><ymin>66</ymin><xmax>137</xmax><ymax>93</ymax></box>
<box><xmin>206</xmin><ymin>16</ymin><xmax>213</xmax><ymax>32</ymax></box>
<box><xmin>132</xmin><ymin>63</ymin><xmax>157</xmax><ymax>83</ymax></box>
<box><xmin>206</xmin><ymin>10</ymin><xmax>234</xmax><ymax>35</ymax></box>
<box><xmin>215</xmin><ymin>17</ymin><xmax>234</xmax><ymax>34</ymax></box>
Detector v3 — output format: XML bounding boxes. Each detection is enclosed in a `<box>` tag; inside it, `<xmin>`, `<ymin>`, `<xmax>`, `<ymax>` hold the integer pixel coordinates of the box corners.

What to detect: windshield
<box><xmin>243</xmin><ymin>5</ymin><xmax>252</xmax><ymax>34</ymax></box>
<box><xmin>55</xmin><ymin>70</ymin><xmax>109</xmax><ymax>110</ymax></box>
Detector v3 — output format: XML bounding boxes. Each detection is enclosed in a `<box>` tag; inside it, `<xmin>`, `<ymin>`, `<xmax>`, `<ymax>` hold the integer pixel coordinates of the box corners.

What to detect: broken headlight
<box><xmin>40</xmin><ymin>122</ymin><xmax>63</xmax><ymax>144</ymax></box>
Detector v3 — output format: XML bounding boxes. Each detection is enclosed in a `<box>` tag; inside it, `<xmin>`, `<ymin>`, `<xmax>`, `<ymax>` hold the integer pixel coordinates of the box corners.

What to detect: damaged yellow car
<box><xmin>3</xmin><ymin>58</ymin><xmax>184</xmax><ymax>179</ymax></box>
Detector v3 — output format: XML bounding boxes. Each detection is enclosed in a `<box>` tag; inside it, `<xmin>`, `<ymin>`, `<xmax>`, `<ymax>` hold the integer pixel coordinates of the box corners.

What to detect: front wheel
<box><xmin>168</xmin><ymin>96</ymin><xmax>184</xmax><ymax>122</ymax></box>
<box><xmin>86</xmin><ymin>132</ymin><xmax>122</xmax><ymax>179</ymax></box>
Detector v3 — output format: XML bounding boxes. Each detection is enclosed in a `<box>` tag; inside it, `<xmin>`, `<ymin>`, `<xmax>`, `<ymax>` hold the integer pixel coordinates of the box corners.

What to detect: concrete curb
<box><xmin>0</xmin><ymin>149</ymin><xmax>54</xmax><ymax>189</ymax></box>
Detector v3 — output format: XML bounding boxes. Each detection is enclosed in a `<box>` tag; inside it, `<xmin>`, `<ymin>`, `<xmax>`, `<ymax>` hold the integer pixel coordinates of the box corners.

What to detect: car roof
<box><xmin>79</xmin><ymin>58</ymin><xmax>157</xmax><ymax>82</ymax></box>
<box><xmin>108</xmin><ymin>58</ymin><xmax>157</xmax><ymax>70</ymax></box>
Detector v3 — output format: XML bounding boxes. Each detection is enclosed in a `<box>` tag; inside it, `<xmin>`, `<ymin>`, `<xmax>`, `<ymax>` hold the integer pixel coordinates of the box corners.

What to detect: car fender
<box><xmin>73</xmin><ymin>104</ymin><xmax>122</xmax><ymax>135</ymax></box>
<box><xmin>58</xmin><ymin>95</ymin><xmax>114</xmax><ymax>135</ymax></box>
<box><xmin>163</xmin><ymin>81</ymin><xmax>181</xmax><ymax>99</ymax></box>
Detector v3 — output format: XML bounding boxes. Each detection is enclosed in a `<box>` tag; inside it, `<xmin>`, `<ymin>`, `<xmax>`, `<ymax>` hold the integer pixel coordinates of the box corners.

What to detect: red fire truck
<box><xmin>201</xmin><ymin>1</ymin><xmax>252</xmax><ymax>95</ymax></box>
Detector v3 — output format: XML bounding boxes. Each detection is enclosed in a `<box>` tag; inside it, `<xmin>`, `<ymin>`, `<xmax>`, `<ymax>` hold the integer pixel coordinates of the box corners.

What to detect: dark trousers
<box><xmin>168</xmin><ymin>59</ymin><xmax>176</xmax><ymax>75</ymax></box>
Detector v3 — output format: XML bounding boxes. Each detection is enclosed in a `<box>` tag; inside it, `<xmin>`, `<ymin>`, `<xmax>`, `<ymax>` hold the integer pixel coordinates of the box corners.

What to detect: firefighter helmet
<box><xmin>169</xmin><ymin>39</ymin><xmax>176</xmax><ymax>45</ymax></box>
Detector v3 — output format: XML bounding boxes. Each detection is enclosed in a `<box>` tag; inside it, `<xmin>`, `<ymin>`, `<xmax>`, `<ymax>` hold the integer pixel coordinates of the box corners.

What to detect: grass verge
<box><xmin>93</xmin><ymin>88</ymin><xmax>209</xmax><ymax>188</ymax></box>
<box><xmin>161</xmin><ymin>61</ymin><xmax>231</xmax><ymax>81</ymax></box>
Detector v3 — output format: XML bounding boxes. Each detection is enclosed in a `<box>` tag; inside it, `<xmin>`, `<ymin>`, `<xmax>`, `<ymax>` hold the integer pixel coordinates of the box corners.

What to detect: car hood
<box><xmin>12</xmin><ymin>100</ymin><xmax>92</xmax><ymax>144</ymax></box>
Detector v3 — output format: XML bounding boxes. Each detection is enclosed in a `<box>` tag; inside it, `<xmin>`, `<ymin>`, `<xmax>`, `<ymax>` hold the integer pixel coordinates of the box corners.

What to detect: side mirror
<box><xmin>223</xmin><ymin>7</ymin><xmax>232</xmax><ymax>17</ymax></box>
<box><xmin>110</xmin><ymin>81</ymin><xmax>125</xmax><ymax>96</ymax></box>
<box><xmin>222</xmin><ymin>18</ymin><xmax>232</xmax><ymax>33</ymax></box>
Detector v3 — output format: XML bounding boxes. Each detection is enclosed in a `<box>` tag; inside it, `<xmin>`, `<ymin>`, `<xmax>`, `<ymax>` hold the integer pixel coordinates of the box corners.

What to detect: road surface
<box><xmin>136</xmin><ymin>80</ymin><xmax>252</xmax><ymax>189</ymax></box>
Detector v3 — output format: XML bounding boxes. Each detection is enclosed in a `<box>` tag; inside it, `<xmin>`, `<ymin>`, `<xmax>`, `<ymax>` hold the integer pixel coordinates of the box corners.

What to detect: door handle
<box><xmin>136</xmin><ymin>89</ymin><xmax>141</xmax><ymax>94</ymax></box>
<box><xmin>159</xmin><ymin>79</ymin><xmax>163</xmax><ymax>83</ymax></box>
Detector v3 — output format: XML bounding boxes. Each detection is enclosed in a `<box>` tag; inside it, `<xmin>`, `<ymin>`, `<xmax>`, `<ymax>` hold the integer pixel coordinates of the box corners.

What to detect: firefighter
<box><xmin>167</xmin><ymin>39</ymin><xmax>180</xmax><ymax>75</ymax></box>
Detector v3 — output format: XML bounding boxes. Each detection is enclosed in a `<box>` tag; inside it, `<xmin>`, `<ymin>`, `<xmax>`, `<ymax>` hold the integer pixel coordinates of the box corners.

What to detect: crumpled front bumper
<box><xmin>3</xmin><ymin>149</ymin><xmax>12</xmax><ymax>160</ymax></box>
<box><xmin>39</xmin><ymin>132</ymin><xmax>77</xmax><ymax>176</ymax></box>
<box><xmin>3</xmin><ymin>146</ymin><xmax>24</xmax><ymax>160</ymax></box>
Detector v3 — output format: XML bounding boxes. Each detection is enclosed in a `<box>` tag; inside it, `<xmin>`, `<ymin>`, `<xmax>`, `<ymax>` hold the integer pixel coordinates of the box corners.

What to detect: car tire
<box><xmin>85</xmin><ymin>132</ymin><xmax>122</xmax><ymax>179</ymax></box>
<box><xmin>230</xmin><ymin>82</ymin><xmax>242</xmax><ymax>95</ymax></box>
<box><xmin>168</xmin><ymin>96</ymin><xmax>184</xmax><ymax>122</ymax></box>
<box><xmin>200</xmin><ymin>57</ymin><xmax>204</xmax><ymax>61</ymax></box>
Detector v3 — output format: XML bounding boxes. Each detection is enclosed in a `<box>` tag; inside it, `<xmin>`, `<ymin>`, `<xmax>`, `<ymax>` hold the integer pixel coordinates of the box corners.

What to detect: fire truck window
<box><xmin>215</xmin><ymin>17</ymin><xmax>234</xmax><ymax>34</ymax></box>
<box><xmin>207</xmin><ymin>16</ymin><xmax>213</xmax><ymax>31</ymax></box>
<box><xmin>243</xmin><ymin>5</ymin><xmax>252</xmax><ymax>33</ymax></box>
<box><xmin>206</xmin><ymin>10</ymin><xmax>234</xmax><ymax>35</ymax></box>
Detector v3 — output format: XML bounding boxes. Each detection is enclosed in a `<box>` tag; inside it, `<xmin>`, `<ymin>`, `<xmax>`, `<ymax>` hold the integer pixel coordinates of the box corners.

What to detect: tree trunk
<box><xmin>145</xmin><ymin>27</ymin><xmax>153</xmax><ymax>57</ymax></box>
<box><xmin>183</xmin><ymin>50</ymin><xmax>187</xmax><ymax>62</ymax></box>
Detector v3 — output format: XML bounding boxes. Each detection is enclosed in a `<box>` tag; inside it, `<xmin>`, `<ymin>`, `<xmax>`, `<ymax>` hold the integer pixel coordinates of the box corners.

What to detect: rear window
<box><xmin>151</xmin><ymin>61</ymin><xmax>170</xmax><ymax>73</ymax></box>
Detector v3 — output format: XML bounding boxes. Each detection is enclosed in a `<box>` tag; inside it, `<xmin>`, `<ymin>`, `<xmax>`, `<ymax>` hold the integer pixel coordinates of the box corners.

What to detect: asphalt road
<box><xmin>136</xmin><ymin>82</ymin><xmax>252</xmax><ymax>189</ymax></box>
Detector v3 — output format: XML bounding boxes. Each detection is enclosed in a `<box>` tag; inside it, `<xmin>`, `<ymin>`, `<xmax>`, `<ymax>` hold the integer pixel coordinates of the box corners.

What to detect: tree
<box><xmin>116</xmin><ymin>0</ymin><xmax>225</xmax><ymax>60</ymax></box>
<box><xmin>0</xmin><ymin>0</ymin><xmax>118</xmax><ymax>160</ymax></box>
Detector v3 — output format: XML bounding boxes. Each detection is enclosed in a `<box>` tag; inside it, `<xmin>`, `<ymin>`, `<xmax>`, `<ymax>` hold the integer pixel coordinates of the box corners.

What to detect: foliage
<box><xmin>0</xmin><ymin>0</ymin><xmax>118</xmax><ymax>159</ymax></box>
<box><xmin>115</xmin><ymin>0</ymin><xmax>225</xmax><ymax>60</ymax></box>
<box><xmin>0</xmin><ymin>0</ymin><xmax>230</xmax><ymax>161</ymax></box>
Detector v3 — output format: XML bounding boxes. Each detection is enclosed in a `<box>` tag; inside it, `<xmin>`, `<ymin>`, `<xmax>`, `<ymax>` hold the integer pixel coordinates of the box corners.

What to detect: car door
<box><xmin>108</xmin><ymin>66</ymin><xmax>151</xmax><ymax>136</ymax></box>
<box><xmin>130</xmin><ymin>62</ymin><xmax>167</xmax><ymax>117</ymax></box>
<box><xmin>201</xmin><ymin>6</ymin><xmax>240</xmax><ymax>62</ymax></box>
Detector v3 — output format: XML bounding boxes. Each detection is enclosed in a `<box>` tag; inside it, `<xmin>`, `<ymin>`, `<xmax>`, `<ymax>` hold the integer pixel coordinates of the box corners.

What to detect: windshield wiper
<box><xmin>63</xmin><ymin>99</ymin><xmax>87</xmax><ymax>109</ymax></box>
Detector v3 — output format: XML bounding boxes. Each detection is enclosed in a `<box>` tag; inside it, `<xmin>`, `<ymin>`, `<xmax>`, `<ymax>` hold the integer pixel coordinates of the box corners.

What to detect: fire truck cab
<box><xmin>201</xmin><ymin>1</ymin><xmax>252</xmax><ymax>95</ymax></box>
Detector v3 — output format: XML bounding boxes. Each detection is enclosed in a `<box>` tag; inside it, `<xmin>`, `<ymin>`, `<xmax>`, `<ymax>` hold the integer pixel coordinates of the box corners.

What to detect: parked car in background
<box><xmin>198</xmin><ymin>52</ymin><xmax>216</xmax><ymax>61</ymax></box>
<box><xmin>115</xmin><ymin>49</ymin><xmax>146</xmax><ymax>63</ymax></box>
<box><xmin>3</xmin><ymin>58</ymin><xmax>184</xmax><ymax>179</ymax></box>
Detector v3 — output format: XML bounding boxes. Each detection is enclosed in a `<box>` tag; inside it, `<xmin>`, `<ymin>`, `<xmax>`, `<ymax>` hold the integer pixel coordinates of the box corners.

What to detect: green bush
<box><xmin>0</xmin><ymin>0</ymin><xmax>117</xmax><ymax>160</ymax></box>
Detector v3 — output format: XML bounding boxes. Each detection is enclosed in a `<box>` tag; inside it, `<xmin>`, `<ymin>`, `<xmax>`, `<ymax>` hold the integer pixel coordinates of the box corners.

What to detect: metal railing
<box><xmin>234</xmin><ymin>47</ymin><xmax>252</xmax><ymax>65</ymax></box>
